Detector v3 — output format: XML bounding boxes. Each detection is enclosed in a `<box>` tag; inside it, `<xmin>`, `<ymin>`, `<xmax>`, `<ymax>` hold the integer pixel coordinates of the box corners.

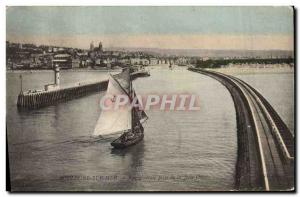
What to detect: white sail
<box><xmin>93</xmin><ymin>76</ymin><xmax>132</xmax><ymax>136</ymax></box>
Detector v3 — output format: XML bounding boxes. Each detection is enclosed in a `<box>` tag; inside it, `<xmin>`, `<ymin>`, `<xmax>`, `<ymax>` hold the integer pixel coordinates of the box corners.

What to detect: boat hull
<box><xmin>111</xmin><ymin>132</ymin><xmax>144</xmax><ymax>149</ymax></box>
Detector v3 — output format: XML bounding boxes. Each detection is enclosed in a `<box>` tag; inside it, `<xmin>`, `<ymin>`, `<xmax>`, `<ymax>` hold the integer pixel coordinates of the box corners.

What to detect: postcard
<box><xmin>6</xmin><ymin>6</ymin><xmax>295</xmax><ymax>192</ymax></box>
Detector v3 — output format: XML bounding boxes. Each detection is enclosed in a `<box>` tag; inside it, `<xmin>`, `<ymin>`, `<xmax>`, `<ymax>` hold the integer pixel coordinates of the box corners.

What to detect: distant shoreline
<box><xmin>6</xmin><ymin>68</ymin><xmax>122</xmax><ymax>73</ymax></box>
<box><xmin>6</xmin><ymin>64</ymin><xmax>295</xmax><ymax>75</ymax></box>
<box><xmin>208</xmin><ymin>68</ymin><xmax>294</xmax><ymax>75</ymax></box>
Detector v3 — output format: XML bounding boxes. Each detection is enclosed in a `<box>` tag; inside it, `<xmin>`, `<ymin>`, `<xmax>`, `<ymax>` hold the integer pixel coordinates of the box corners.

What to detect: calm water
<box><xmin>7</xmin><ymin>67</ymin><xmax>293</xmax><ymax>191</ymax></box>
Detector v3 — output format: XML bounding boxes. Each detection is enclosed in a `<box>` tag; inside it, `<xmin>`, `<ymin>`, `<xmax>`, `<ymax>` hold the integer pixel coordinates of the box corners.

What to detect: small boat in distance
<box><xmin>93</xmin><ymin>68</ymin><xmax>148</xmax><ymax>148</ymax></box>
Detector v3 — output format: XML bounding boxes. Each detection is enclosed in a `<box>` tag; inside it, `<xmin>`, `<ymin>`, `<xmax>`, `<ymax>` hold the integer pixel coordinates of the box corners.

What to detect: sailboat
<box><xmin>93</xmin><ymin>68</ymin><xmax>148</xmax><ymax>148</ymax></box>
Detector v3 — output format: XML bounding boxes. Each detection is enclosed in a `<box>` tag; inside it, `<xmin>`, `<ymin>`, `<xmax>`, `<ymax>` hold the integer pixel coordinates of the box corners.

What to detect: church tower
<box><xmin>90</xmin><ymin>41</ymin><xmax>94</xmax><ymax>51</ymax></box>
<box><xmin>98</xmin><ymin>42</ymin><xmax>103</xmax><ymax>52</ymax></box>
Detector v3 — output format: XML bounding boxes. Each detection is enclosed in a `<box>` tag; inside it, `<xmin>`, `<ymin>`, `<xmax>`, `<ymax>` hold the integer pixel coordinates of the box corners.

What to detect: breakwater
<box><xmin>191</xmin><ymin>68</ymin><xmax>263</xmax><ymax>190</ymax></box>
<box><xmin>17</xmin><ymin>70</ymin><xmax>150</xmax><ymax>109</ymax></box>
<box><xmin>188</xmin><ymin>67</ymin><xmax>294</xmax><ymax>191</ymax></box>
<box><xmin>17</xmin><ymin>80</ymin><xmax>108</xmax><ymax>109</ymax></box>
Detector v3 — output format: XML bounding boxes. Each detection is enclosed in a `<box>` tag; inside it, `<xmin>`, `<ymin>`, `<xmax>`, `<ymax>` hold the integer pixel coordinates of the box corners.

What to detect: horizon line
<box><xmin>6</xmin><ymin>39</ymin><xmax>294</xmax><ymax>52</ymax></box>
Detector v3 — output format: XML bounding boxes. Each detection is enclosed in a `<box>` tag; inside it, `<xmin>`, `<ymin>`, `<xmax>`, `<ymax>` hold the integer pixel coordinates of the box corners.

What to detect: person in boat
<box><xmin>127</xmin><ymin>132</ymin><xmax>135</xmax><ymax>140</ymax></box>
<box><xmin>120</xmin><ymin>130</ymin><xmax>134</xmax><ymax>142</ymax></box>
<box><xmin>133</xmin><ymin>125</ymin><xmax>141</xmax><ymax>133</ymax></box>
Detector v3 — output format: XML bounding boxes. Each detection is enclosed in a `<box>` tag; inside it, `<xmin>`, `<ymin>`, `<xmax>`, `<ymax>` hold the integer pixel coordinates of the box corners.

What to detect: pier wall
<box><xmin>189</xmin><ymin>68</ymin><xmax>262</xmax><ymax>190</ymax></box>
<box><xmin>17</xmin><ymin>80</ymin><xmax>108</xmax><ymax>109</ymax></box>
<box><xmin>188</xmin><ymin>67</ymin><xmax>294</xmax><ymax>190</ymax></box>
<box><xmin>17</xmin><ymin>71</ymin><xmax>150</xmax><ymax>109</ymax></box>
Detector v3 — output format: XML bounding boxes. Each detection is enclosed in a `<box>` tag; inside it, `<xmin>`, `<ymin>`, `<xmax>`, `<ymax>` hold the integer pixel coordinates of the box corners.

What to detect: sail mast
<box><xmin>129</xmin><ymin>66</ymin><xmax>134</xmax><ymax>130</ymax></box>
<box><xmin>129</xmin><ymin>66</ymin><xmax>133</xmax><ymax>100</ymax></box>
<box><xmin>126</xmin><ymin>66</ymin><xmax>133</xmax><ymax>131</ymax></box>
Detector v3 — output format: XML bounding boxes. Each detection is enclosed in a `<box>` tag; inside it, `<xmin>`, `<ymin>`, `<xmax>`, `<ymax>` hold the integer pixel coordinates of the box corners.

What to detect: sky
<box><xmin>6</xmin><ymin>6</ymin><xmax>294</xmax><ymax>50</ymax></box>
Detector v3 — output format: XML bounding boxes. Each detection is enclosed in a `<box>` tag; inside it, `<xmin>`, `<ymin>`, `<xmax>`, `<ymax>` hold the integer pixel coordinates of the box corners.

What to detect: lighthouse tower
<box><xmin>54</xmin><ymin>64</ymin><xmax>60</xmax><ymax>86</ymax></box>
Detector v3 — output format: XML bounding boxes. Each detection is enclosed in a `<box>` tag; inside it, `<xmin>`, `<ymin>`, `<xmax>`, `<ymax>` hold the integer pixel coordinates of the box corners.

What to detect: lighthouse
<box><xmin>44</xmin><ymin>64</ymin><xmax>61</xmax><ymax>91</ymax></box>
<box><xmin>54</xmin><ymin>64</ymin><xmax>60</xmax><ymax>86</ymax></box>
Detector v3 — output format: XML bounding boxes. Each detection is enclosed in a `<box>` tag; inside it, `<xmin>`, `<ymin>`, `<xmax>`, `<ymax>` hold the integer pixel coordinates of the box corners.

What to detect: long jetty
<box><xmin>17</xmin><ymin>80</ymin><xmax>109</xmax><ymax>109</ymax></box>
<box><xmin>17</xmin><ymin>71</ymin><xmax>150</xmax><ymax>109</ymax></box>
<box><xmin>188</xmin><ymin>67</ymin><xmax>294</xmax><ymax>191</ymax></box>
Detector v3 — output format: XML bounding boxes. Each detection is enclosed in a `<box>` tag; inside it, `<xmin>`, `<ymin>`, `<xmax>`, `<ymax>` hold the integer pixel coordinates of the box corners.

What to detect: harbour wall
<box><xmin>188</xmin><ymin>67</ymin><xmax>264</xmax><ymax>190</ymax></box>
<box><xmin>188</xmin><ymin>67</ymin><xmax>294</xmax><ymax>190</ymax></box>
<box><xmin>17</xmin><ymin>80</ymin><xmax>108</xmax><ymax>109</ymax></box>
<box><xmin>17</xmin><ymin>71</ymin><xmax>150</xmax><ymax>109</ymax></box>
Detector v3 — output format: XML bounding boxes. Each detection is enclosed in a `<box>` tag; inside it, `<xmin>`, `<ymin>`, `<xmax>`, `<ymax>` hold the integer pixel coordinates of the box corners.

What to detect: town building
<box><xmin>130</xmin><ymin>58</ymin><xmax>150</xmax><ymax>66</ymax></box>
<box><xmin>52</xmin><ymin>54</ymin><xmax>72</xmax><ymax>69</ymax></box>
<box><xmin>176</xmin><ymin>57</ymin><xmax>189</xmax><ymax>66</ymax></box>
<box><xmin>72</xmin><ymin>58</ymin><xmax>81</xmax><ymax>68</ymax></box>
<box><xmin>149</xmin><ymin>58</ymin><xmax>159</xmax><ymax>65</ymax></box>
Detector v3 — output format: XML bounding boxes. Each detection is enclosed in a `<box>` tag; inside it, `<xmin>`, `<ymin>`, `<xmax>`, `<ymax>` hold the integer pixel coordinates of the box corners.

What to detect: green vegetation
<box><xmin>195</xmin><ymin>58</ymin><xmax>294</xmax><ymax>69</ymax></box>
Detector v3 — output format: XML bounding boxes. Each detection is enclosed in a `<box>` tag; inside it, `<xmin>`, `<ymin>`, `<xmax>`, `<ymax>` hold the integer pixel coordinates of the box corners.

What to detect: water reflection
<box><xmin>110</xmin><ymin>141</ymin><xmax>145</xmax><ymax>190</ymax></box>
